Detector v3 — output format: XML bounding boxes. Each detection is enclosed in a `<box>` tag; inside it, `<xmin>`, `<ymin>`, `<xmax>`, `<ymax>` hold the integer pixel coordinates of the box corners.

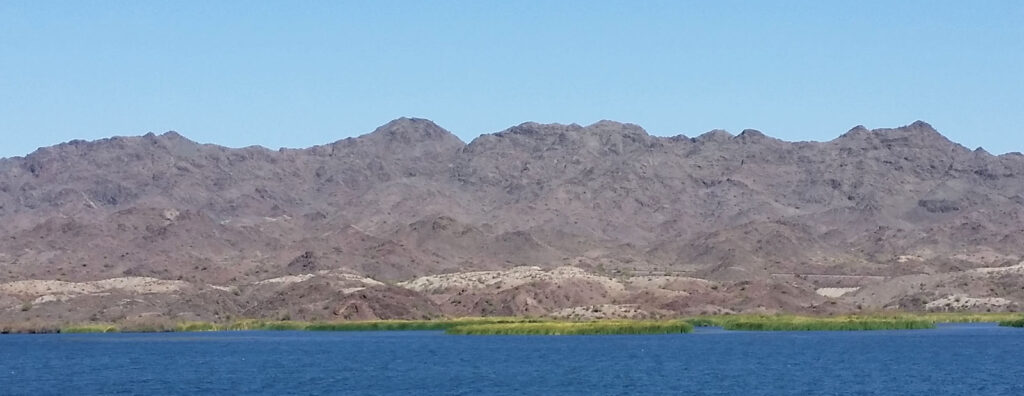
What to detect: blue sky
<box><xmin>1</xmin><ymin>1</ymin><xmax>1022</xmax><ymax>158</ymax></box>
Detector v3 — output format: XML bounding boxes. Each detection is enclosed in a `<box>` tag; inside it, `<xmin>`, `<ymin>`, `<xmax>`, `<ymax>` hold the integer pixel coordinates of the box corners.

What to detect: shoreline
<box><xmin>4</xmin><ymin>312</ymin><xmax>1023</xmax><ymax>335</ymax></box>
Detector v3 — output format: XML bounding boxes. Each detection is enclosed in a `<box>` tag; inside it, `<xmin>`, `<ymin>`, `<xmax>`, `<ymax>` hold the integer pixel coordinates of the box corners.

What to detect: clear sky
<box><xmin>1</xmin><ymin>1</ymin><xmax>1022</xmax><ymax>158</ymax></box>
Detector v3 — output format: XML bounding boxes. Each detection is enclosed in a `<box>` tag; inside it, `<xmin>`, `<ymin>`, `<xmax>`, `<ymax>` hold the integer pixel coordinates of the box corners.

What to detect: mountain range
<box><xmin>2</xmin><ymin>118</ymin><xmax>1023</xmax><ymax>327</ymax></box>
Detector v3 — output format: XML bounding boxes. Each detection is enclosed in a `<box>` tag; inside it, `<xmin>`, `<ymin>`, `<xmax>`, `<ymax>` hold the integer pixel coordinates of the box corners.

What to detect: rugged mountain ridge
<box><xmin>2</xmin><ymin>118</ymin><xmax>1023</xmax><ymax>325</ymax></box>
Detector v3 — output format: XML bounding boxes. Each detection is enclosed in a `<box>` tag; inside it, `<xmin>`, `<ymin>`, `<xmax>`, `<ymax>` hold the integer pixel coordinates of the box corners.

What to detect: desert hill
<box><xmin>2</xmin><ymin>118</ymin><xmax>1023</xmax><ymax>326</ymax></box>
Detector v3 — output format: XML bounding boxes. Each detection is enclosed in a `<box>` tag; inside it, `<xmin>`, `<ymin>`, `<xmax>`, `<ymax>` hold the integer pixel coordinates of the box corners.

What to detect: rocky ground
<box><xmin>3</xmin><ymin>262</ymin><xmax>1022</xmax><ymax>326</ymax></box>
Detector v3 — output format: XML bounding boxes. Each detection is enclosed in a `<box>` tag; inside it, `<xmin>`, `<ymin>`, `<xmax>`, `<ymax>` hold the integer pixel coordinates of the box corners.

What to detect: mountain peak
<box><xmin>885</xmin><ymin>120</ymin><xmax>960</xmax><ymax>149</ymax></box>
<box><xmin>140</xmin><ymin>131</ymin><xmax>197</xmax><ymax>147</ymax></box>
<box><xmin>499</xmin><ymin>120</ymin><xmax>648</xmax><ymax>138</ymax></box>
<box><xmin>694</xmin><ymin>129</ymin><xmax>733</xmax><ymax>143</ymax></box>
<box><xmin>160</xmin><ymin>131</ymin><xmax>186</xmax><ymax>140</ymax></box>
<box><xmin>841</xmin><ymin>125</ymin><xmax>870</xmax><ymax>138</ymax></box>
<box><xmin>906</xmin><ymin>120</ymin><xmax>936</xmax><ymax>131</ymax></box>
<box><xmin>833</xmin><ymin>121</ymin><xmax>958</xmax><ymax>150</ymax></box>
<box><xmin>586</xmin><ymin>120</ymin><xmax>648</xmax><ymax>135</ymax></box>
<box><xmin>506</xmin><ymin>122</ymin><xmax>580</xmax><ymax>134</ymax></box>
<box><xmin>367</xmin><ymin>117</ymin><xmax>463</xmax><ymax>145</ymax></box>
<box><xmin>881</xmin><ymin>120</ymin><xmax>941</xmax><ymax>137</ymax></box>
<box><xmin>737</xmin><ymin>129</ymin><xmax>765</xmax><ymax>139</ymax></box>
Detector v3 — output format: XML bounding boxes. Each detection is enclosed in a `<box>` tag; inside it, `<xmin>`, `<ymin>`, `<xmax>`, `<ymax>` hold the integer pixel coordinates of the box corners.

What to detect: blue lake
<box><xmin>1</xmin><ymin>323</ymin><xmax>1022</xmax><ymax>395</ymax></box>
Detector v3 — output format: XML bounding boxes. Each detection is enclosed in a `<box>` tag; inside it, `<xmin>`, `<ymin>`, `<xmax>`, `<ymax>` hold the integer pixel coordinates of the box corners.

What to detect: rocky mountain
<box><xmin>2</xmin><ymin>118</ymin><xmax>1023</xmax><ymax>327</ymax></box>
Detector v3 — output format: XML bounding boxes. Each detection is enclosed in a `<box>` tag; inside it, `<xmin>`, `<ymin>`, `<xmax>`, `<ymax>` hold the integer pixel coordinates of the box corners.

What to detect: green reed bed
<box><xmin>862</xmin><ymin>312</ymin><xmax>1023</xmax><ymax>324</ymax></box>
<box><xmin>998</xmin><ymin>318</ymin><xmax>1024</xmax><ymax>328</ymax></box>
<box><xmin>682</xmin><ymin>317</ymin><xmax>720</xmax><ymax>328</ymax></box>
<box><xmin>683</xmin><ymin>312</ymin><xmax>1024</xmax><ymax>331</ymax></box>
<box><xmin>305</xmin><ymin>317</ymin><xmax>546</xmax><ymax>332</ymax></box>
<box><xmin>163</xmin><ymin>317</ymin><xmax>548</xmax><ymax>333</ymax></box>
<box><xmin>175</xmin><ymin>321</ymin><xmax>220</xmax><ymax>332</ymax></box>
<box><xmin>38</xmin><ymin>313</ymin><xmax>1021</xmax><ymax>335</ymax></box>
<box><xmin>60</xmin><ymin>320</ymin><xmax>310</xmax><ymax>333</ymax></box>
<box><xmin>60</xmin><ymin>324</ymin><xmax>119</xmax><ymax>334</ymax></box>
<box><xmin>445</xmin><ymin>320</ymin><xmax>694</xmax><ymax>335</ymax></box>
<box><xmin>682</xmin><ymin>314</ymin><xmax>800</xmax><ymax>329</ymax></box>
<box><xmin>722</xmin><ymin>317</ymin><xmax>935</xmax><ymax>331</ymax></box>
<box><xmin>217</xmin><ymin>320</ymin><xmax>310</xmax><ymax>331</ymax></box>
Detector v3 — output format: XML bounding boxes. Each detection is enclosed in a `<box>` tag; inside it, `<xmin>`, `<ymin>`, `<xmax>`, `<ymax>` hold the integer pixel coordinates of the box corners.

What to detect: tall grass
<box><xmin>1</xmin><ymin>321</ymin><xmax>60</xmax><ymax>334</ymax></box>
<box><xmin>865</xmin><ymin>312</ymin><xmax>1023</xmax><ymax>324</ymax></box>
<box><xmin>722</xmin><ymin>318</ymin><xmax>934</xmax><ymax>331</ymax></box>
<box><xmin>683</xmin><ymin>312</ymin><xmax>1021</xmax><ymax>331</ymax></box>
<box><xmin>219</xmin><ymin>320</ymin><xmax>308</xmax><ymax>331</ymax></box>
<box><xmin>175</xmin><ymin>321</ymin><xmax>220</xmax><ymax>332</ymax></box>
<box><xmin>306</xmin><ymin>317</ymin><xmax>545</xmax><ymax>331</ymax></box>
<box><xmin>682</xmin><ymin>317</ymin><xmax>719</xmax><ymax>327</ymax></box>
<box><xmin>446</xmin><ymin>320</ymin><xmax>694</xmax><ymax>335</ymax></box>
<box><xmin>26</xmin><ymin>313</ymin><xmax>1023</xmax><ymax>335</ymax></box>
<box><xmin>60</xmin><ymin>324</ymin><xmax>119</xmax><ymax>333</ymax></box>
<box><xmin>998</xmin><ymin>318</ymin><xmax>1024</xmax><ymax>328</ymax></box>
<box><xmin>173</xmin><ymin>317</ymin><xmax>548</xmax><ymax>332</ymax></box>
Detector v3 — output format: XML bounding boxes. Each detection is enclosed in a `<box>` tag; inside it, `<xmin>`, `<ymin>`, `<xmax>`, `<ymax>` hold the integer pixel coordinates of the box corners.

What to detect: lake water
<box><xmin>1</xmin><ymin>323</ymin><xmax>1022</xmax><ymax>395</ymax></box>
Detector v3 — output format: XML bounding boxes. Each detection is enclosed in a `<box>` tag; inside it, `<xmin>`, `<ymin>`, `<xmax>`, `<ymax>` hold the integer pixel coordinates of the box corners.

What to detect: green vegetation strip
<box><xmin>445</xmin><ymin>320</ymin><xmax>694</xmax><ymax>335</ymax></box>
<box><xmin>881</xmin><ymin>312</ymin><xmax>1024</xmax><ymax>324</ymax></box>
<box><xmin>683</xmin><ymin>312</ymin><xmax>1024</xmax><ymax>331</ymax></box>
<box><xmin>722</xmin><ymin>318</ymin><xmax>934</xmax><ymax>331</ymax></box>
<box><xmin>47</xmin><ymin>313</ymin><xmax>1024</xmax><ymax>335</ymax></box>
<box><xmin>998</xmin><ymin>318</ymin><xmax>1024</xmax><ymax>328</ymax></box>
<box><xmin>305</xmin><ymin>318</ymin><xmax>545</xmax><ymax>331</ymax></box>
<box><xmin>60</xmin><ymin>324</ymin><xmax>119</xmax><ymax>334</ymax></box>
<box><xmin>58</xmin><ymin>318</ymin><xmax>548</xmax><ymax>334</ymax></box>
